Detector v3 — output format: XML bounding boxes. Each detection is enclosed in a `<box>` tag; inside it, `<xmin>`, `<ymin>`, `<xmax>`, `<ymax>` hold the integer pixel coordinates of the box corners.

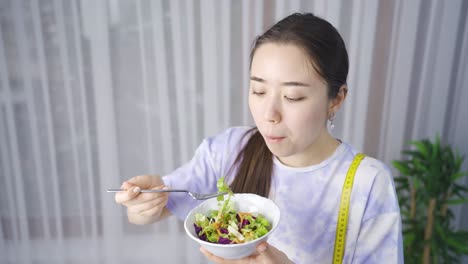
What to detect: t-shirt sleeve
<box><xmin>351</xmin><ymin>165</ymin><xmax>404</xmax><ymax>263</ymax></box>
<box><xmin>161</xmin><ymin>138</ymin><xmax>220</xmax><ymax>220</ymax></box>
<box><xmin>161</xmin><ymin>127</ymin><xmax>251</xmax><ymax>220</ymax></box>
<box><xmin>352</xmin><ymin>213</ymin><xmax>404</xmax><ymax>263</ymax></box>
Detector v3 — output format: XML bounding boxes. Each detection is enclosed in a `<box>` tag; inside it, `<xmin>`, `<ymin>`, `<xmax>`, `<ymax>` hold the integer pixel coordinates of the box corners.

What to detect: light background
<box><xmin>1</xmin><ymin>0</ymin><xmax>467</xmax><ymax>263</ymax></box>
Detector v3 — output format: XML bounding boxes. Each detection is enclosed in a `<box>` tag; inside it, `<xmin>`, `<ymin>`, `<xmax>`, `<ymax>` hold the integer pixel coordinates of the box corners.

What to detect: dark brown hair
<box><xmin>229</xmin><ymin>13</ymin><xmax>349</xmax><ymax>198</ymax></box>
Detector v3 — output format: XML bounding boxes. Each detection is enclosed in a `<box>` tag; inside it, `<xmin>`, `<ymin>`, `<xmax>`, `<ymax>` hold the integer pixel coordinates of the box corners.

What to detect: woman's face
<box><xmin>249</xmin><ymin>43</ymin><xmax>335</xmax><ymax>167</ymax></box>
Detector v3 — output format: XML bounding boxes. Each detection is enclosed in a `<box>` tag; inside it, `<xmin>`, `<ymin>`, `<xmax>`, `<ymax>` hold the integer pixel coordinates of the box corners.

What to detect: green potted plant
<box><xmin>392</xmin><ymin>137</ymin><xmax>468</xmax><ymax>263</ymax></box>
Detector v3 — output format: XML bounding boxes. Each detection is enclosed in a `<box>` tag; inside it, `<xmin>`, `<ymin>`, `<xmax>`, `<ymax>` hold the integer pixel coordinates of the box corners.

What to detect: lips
<box><xmin>267</xmin><ymin>136</ymin><xmax>284</xmax><ymax>140</ymax></box>
<box><xmin>265</xmin><ymin>135</ymin><xmax>286</xmax><ymax>143</ymax></box>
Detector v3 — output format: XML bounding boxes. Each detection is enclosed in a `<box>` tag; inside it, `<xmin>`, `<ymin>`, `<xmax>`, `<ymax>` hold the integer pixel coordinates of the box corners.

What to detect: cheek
<box><xmin>248</xmin><ymin>96</ymin><xmax>261</xmax><ymax>121</ymax></box>
<box><xmin>286</xmin><ymin>105</ymin><xmax>327</xmax><ymax>130</ymax></box>
<box><xmin>248</xmin><ymin>96</ymin><xmax>255</xmax><ymax>115</ymax></box>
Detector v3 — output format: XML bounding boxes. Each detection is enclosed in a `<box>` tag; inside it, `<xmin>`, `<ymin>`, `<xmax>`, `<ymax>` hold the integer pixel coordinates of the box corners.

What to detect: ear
<box><xmin>328</xmin><ymin>85</ymin><xmax>347</xmax><ymax>116</ymax></box>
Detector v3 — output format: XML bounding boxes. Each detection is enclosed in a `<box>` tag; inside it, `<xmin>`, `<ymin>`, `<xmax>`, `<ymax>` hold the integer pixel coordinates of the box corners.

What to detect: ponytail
<box><xmin>229</xmin><ymin>128</ymin><xmax>273</xmax><ymax>198</ymax></box>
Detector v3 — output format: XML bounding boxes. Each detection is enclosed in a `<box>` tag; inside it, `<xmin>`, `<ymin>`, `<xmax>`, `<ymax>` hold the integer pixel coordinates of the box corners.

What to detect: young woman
<box><xmin>115</xmin><ymin>13</ymin><xmax>403</xmax><ymax>263</ymax></box>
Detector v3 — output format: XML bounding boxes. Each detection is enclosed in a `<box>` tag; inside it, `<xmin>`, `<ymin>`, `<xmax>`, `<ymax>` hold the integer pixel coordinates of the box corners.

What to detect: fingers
<box><xmin>256</xmin><ymin>242</ymin><xmax>268</xmax><ymax>254</ymax></box>
<box><xmin>200</xmin><ymin>247</ymin><xmax>261</xmax><ymax>264</ymax></box>
<box><xmin>115</xmin><ymin>175</ymin><xmax>166</xmax><ymax>205</ymax></box>
<box><xmin>200</xmin><ymin>243</ymin><xmax>290</xmax><ymax>264</ymax></box>
<box><xmin>114</xmin><ymin>181</ymin><xmax>141</xmax><ymax>204</ymax></box>
<box><xmin>114</xmin><ymin>175</ymin><xmax>170</xmax><ymax>225</ymax></box>
<box><xmin>127</xmin><ymin>195</ymin><xmax>168</xmax><ymax>216</ymax></box>
<box><xmin>137</xmin><ymin>201</ymin><xmax>167</xmax><ymax>217</ymax></box>
<box><xmin>255</xmin><ymin>242</ymin><xmax>293</xmax><ymax>264</ymax></box>
<box><xmin>123</xmin><ymin>185</ymin><xmax>168</xmax><ymax>206</ymax></box>
<box><xmin>127</xmin><ymin>175</ymin><xmax>156</xmax><ymax>189</ymax></box>
<box><xmin>200</xmin><ymin>247</ymin><xmax>246</xmax><ymax>264</ymax></box>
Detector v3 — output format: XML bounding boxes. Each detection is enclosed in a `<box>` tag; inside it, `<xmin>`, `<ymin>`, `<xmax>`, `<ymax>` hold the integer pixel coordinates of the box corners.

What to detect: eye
<box><xmin>284</xmin><ymin>96</ymin><xmax>305</xmax><ymax>102</ymax></box>
<box><xmin>252</xmin><ymin>91</ymin><xmax>265</xmax><ymax>96</ymax></box>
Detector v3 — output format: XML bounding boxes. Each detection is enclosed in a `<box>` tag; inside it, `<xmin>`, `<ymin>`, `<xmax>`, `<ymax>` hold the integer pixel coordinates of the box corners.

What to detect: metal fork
<box><xmin>106</xmin><ymin>188</ymin><xmax>227</xmax><ymax>200</ymax></box>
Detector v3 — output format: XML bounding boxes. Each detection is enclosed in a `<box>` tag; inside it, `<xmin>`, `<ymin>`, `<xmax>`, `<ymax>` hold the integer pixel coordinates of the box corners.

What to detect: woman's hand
<box><xmin>114</xmin><ymin>175</ymin><xmax>171</xmax><ymax>225</ymax></box>
<box><xmin>200</xmin><ymin>242</ymin><xmax>294</xmax><ymax>264</ymax></box>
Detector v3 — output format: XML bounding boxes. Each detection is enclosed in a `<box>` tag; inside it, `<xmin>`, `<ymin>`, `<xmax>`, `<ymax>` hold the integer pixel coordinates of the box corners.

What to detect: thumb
<box><xmin>127</xmin><ymin>175</ymin><xmax>153</xmax><ymax>189</ymax></box>
<box><xmin>256</xmin><ymin>242</ymin><xmax>292</xmax><ymax>264</ymax></box>
<box><xmin>114</xmin><ymin>181</ymin><xmax>140</xmax><ymax>204</ymax></box>
<box><xmin>256</xmin><ymin>242</ymin><xmax>271</xmax><ymax>256</ymax></box>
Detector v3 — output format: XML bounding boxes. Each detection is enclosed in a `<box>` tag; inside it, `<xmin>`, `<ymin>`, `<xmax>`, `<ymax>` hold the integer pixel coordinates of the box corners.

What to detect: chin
<box><xmin>265</xmin><ymin>144</ymin><xmax>294</xmax><ymax>158</ymax></box>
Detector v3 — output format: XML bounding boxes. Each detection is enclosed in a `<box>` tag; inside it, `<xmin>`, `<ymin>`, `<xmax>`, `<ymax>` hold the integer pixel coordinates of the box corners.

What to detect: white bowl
<box><xmin>184</xmin><ymin>193</ymin><xmax>281</xmax><ymax>259</ymax></box>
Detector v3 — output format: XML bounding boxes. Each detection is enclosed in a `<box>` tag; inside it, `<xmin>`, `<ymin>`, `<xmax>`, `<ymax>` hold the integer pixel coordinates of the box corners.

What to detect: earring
<box><xmin>329</xmin><ymin>112</ymin><xmax>336</xmax><ymax>130</ymax></box>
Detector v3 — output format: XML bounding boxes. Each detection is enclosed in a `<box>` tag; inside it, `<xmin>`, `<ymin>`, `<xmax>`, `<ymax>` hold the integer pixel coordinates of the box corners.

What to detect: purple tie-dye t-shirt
<box><xmin>162</xmin><ymin>127</ymin><xmax>404</xmax><ymax>263</ymax></box>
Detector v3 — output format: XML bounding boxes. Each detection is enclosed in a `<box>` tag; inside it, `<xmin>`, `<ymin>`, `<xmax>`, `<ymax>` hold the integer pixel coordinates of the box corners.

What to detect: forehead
<box><xmin>250</xmin><ymin>43</ymin><xmax>321</xmax><ymax>83</ymax></box>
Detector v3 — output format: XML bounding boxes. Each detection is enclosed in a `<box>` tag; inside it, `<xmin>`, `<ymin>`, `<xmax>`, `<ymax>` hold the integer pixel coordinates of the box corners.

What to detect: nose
<box><xmin>264</xmin><ymin>97</ymin><xmax>281</xmax><ymax>124</ymax></box>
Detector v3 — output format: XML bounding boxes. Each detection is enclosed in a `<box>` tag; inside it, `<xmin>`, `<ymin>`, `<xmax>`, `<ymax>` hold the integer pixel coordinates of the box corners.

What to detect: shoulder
<box><xmin>358</xmin><ymin>156</ymin><xmax>396</xmax><ymax>202</ymax></box>
<box><xmin>356</xmin><ymin>158</ymin><xmax>399</xmax><ymax>221</ymax></box>
<box><xmin>341</xmin><ymin>142</ymin><xmax>393</xmax><ymax>181</ymax></box>
<box><xmin>203</xmin><ymin>126</ymin><xmax>254</xmax><ymax>151</ymax></box>
<box><xmin>360</xmin><ymin>156</ymin><xmax>393</xmax><ymax>181</ymax></box>
<box><xmin>198</xmin><ymin>126</ymin><xmax>255</xmax><ymax>176</ymax></box>
<box><xmin>340</xmin><ymin>143</ymin><xmax>400</xmax><ymax>218</ymax></box>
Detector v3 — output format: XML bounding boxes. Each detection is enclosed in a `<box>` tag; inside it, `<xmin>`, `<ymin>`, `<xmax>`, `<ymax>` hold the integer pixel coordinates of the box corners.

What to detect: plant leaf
<box><xmin>394</xmin><ymin>176</ymin><xmax>409</xmax><ymax>183</ymax></box>
<box><xmin>446</xmin><ymin>198</ymin><xmax>468</xmax><ymax>205</ymax></box>
<box><xmin>451</xmin><ymin>171</ymin><xmax>468</xmax><ymax>181</ymax></box>
<box><xmin>411</xmin><ymin>140</ymin><xmax>431</xmax><ymax>159</ymax></box>
<box><xmin>445</xmin><ymin>232</ymin><xmax>468</xmax><ymax>254</ymax></box>
<box><xmin>392</xmin><ymin>160</ymin><xmax>412</xmax><ymax>175</ymax></box>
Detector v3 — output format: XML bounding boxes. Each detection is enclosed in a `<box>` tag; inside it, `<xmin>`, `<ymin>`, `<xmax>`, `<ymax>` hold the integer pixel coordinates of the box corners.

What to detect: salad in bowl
<box><xmin>184</xmin><ymin>177</ymin><xmax>280</xmax><ymax>259</ymax></box>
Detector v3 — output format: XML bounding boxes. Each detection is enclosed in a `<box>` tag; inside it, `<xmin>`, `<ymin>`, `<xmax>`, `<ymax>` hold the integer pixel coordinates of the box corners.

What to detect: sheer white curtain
<box><xmin>1</xmin><ymin>0</ymin><xmax>467</xmax><ymax>263</ymax></box>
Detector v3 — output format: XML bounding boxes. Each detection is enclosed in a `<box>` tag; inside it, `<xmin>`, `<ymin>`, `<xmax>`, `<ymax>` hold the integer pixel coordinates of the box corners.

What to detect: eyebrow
<box><xmin>250</xmin><ymin>76</ymin><xmax>310</xmax><ymax>87</ymax></box>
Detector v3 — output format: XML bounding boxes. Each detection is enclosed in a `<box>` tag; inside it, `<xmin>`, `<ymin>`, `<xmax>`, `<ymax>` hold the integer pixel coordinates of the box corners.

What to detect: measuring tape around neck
<box><xmin>332</xmin><ymin>153</ymin><xmax>365</xmax><ymax>263</ymax></box>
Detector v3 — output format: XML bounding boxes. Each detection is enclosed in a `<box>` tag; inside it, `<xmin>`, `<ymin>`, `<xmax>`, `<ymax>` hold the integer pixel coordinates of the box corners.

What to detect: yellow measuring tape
<box><xmin>332</xmin><ymin>153</ymin><xmax>365</xmax><ymax>263</ymax></box>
